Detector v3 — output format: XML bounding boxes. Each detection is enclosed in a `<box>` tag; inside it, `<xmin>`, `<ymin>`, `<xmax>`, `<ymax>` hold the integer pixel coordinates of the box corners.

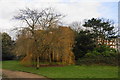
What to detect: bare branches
<box><xmin>14</xmin><ymin>7</ymin><xmax>64</xmax><ymax>31</ymax></box>
<box><xmin>14</xmin><ymin>8</ymin><xmax>42</xmax><ymax>30</ymax></box>
<box><xmin>70</xmin><ymin>21</ymin><xmax>82</xmax><ymax>32</ymax></box>
<box><xmin>38</xmin><ymin>7</ymin><xmax>64</xmax><ymax>29</ymax></box>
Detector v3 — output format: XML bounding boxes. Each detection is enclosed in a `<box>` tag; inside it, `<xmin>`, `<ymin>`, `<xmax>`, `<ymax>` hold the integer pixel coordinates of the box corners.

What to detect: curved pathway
<box><xmin>2</xmin><ymin>69</ymin><xmax>51</xmax><ymax>79</ymax></box>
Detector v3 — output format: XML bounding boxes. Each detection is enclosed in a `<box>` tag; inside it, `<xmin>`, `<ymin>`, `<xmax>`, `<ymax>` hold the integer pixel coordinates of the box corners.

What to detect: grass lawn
<box><xmin>2</xmin><ymin>60</ymin><xmax>118</xmax><ymax>78</ymax></box>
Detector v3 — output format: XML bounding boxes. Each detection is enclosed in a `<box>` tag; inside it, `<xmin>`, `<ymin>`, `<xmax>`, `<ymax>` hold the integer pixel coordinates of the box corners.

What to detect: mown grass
<box><xmin>2</xmin><ymin>60</ymin><xmax>119</xmax><ymax>78</ymax></box>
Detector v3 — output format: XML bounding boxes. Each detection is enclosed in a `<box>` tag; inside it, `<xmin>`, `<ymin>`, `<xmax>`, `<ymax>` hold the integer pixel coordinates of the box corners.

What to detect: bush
<box><xmin>76</xmin><ymin>45</ymin><xmax>118</xmax><ymax>66</ymax></box>
<box><xmin>86</xmin><ymin>45</ymin><xmax>117</xmax><ymax>57</ymax></box>
<box><xmin>2</xmin><ymin>53</ymin><xmax>15</xmax><ymax>60</ymax></box>
<box><xmin>76</xmin><ymin>55</ymin><xmax>118</xmax><ymax>66</ymax></box>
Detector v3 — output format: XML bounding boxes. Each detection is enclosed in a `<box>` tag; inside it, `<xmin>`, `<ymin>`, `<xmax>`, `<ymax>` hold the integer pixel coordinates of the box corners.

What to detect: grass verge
<box><xmin>2</xmin><ymin>60</ymin><xmax>119</xmax><ymax>78</ymax></box>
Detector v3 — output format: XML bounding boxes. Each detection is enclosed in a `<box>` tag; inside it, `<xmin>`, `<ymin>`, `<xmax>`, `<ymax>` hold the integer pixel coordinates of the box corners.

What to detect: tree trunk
<box><xmin>48</xmin><ymin>48</ymin><xmax>52</xmax><ymax>63</ymax></box>
<box><xmin>36</xmin><ymin>56</ymin><xmax>40</xmax><ymax>69</ymax></box>
<box><xmin>49</xmin><ymin>53</ymin><xmax>52</xmax><ymax>63</ymax></box>
<box><xmin>52</xmin><ymin>50</ymin><xmax>54</xmax><ymax>62</ymax></box>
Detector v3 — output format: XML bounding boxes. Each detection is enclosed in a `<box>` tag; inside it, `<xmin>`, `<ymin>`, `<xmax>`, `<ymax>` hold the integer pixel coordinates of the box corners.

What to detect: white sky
<box><xmin>0</xmin><ymin>0</ymin><xmax>119</xmax><ymax>39</ymax></box>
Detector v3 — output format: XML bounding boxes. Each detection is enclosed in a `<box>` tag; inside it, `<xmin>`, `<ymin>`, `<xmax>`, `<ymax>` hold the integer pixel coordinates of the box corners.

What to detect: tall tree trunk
<box><xmin>36</xmin><ymin>56</ymin><xmax>40</xmax><ymax>69</ymax></box>
<box><xmin>49</xmin><ymin>53</ymin><xmax>52</xmax><ymax>63</ymax></box>
<box><xmin>49</xmin><ymin>48</ymin><xmax>52</xmax><ymax>63</ymax></box>
<box><xmin>52</xmin><ymin>50</ymin><xmax>54</xmax><ymax>62</ymax></box>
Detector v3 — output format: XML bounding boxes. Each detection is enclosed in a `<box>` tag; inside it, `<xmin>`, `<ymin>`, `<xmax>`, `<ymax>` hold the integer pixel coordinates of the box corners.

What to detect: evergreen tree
<box><xmin>2</xmin><ymin>32</ymin><xmax>15</xmax><ymax>60</ymax></box>
<box><xmin>83</xmin><ymin>18</ymin><xmax>115</xmax><ymax>45</ymax></box>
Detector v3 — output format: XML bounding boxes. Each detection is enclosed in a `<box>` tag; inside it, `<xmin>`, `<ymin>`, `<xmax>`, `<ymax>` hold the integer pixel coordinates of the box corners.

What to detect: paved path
<box><xmin>1</xmin><ymin>69</ymin><xmax>51</xmax><ymax>79</ymax></box>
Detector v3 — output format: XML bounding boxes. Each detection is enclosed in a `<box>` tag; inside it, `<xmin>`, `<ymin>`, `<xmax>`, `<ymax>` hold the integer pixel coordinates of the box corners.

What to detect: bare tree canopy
<box><xmin>69</xmin><ymin>21</ymin><xmax>83</xmax><ymax>32</ymax></box>
<box><xmin>14</xmin><ymin>7</ymin><xmax>64</xmax><ymax>30</ymax></box>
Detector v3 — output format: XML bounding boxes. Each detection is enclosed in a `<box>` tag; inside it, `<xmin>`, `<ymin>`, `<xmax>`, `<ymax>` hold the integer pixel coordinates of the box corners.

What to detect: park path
<box><xmin>1</xmin><ymin>69</ymin><xmax>51</xmax><ymax>79</ymax></box>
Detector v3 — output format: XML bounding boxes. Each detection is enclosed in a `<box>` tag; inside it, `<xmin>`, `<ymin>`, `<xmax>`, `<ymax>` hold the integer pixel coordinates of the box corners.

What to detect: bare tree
<box><xmin>14</xmin><ymin>7</ymin><xmax>64</xmax><ymax>69</ymax></box>
<box><xmin>69</xmin><ymin>21</ymin><xmax>82</xmax><ymax>32</ymax></box>
<box><xmin>38</xmin><ymin>7</ymin><xmax>64</xmax><ymax>29</ymax></box>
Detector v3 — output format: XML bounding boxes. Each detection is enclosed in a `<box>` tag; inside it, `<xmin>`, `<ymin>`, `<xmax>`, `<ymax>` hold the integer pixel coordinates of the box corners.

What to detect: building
<box><xmin>98</xmin><ymin>38</ymin><xmax>120</xmax><ymax>51</ymax></box>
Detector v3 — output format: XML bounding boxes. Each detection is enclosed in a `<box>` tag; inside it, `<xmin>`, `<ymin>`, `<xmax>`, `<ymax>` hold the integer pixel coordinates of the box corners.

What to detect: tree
<box><xmin>69</xmin><ymin>21</ymin><xmax>82</xmax><ymax>32</ymax></box>
<box><xmin>2</xmin><ymin>32</ymin><xmax>15</xmax><ymax>60</ymax></box>
<box><xmin>57</xmin><ymin>27</ymin><xmax>75</xmax><ymax>64</ymax></box>
<box><xmin>73</xmin><ymin>30</ymin><xmax>95</xmax><ymax>60</ymax></box>
<box><xmin>14</xmin><ymin>26</ymin><xmax>75</xmax><ymax>67</ymax></box>
<box><xmin>83</xmin><ymin>18</ymin><xmax>115</xmax><ymax>45</ymax></box>
<box><xmin>14</xmin><ymin>7</ymin><xmax>64</xmax><ymax>69</ymax></box>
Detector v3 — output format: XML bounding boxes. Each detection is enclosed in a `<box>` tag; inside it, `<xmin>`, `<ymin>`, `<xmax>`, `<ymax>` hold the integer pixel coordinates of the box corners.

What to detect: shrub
<box><xmin>76</xmin><ymin>45</ymin><xmax>118</xmax><ymax>66</ymax></box>
<box><xmin>76</xmin><ymin>55</ymin><xmax>118</xmax><ymax>66</ymax></box>
<box><xmin>86</xmin><ymin>45</ymin><xmax>117</xmax><ymax>57</ymax></box>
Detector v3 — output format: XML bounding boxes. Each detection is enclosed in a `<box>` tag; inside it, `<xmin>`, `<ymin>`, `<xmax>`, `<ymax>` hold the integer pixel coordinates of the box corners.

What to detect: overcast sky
<box><xmin>0</xmin><ymin>0</ymin><xmax>119</xmax><ymax>39</ymax></box>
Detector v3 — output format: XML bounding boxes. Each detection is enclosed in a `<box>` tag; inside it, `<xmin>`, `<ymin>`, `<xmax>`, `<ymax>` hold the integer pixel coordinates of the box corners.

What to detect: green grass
<box><xmin>2</xmin><ymin>60</ymin><xmax>118</xmax><ymax>78</ymax></box>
